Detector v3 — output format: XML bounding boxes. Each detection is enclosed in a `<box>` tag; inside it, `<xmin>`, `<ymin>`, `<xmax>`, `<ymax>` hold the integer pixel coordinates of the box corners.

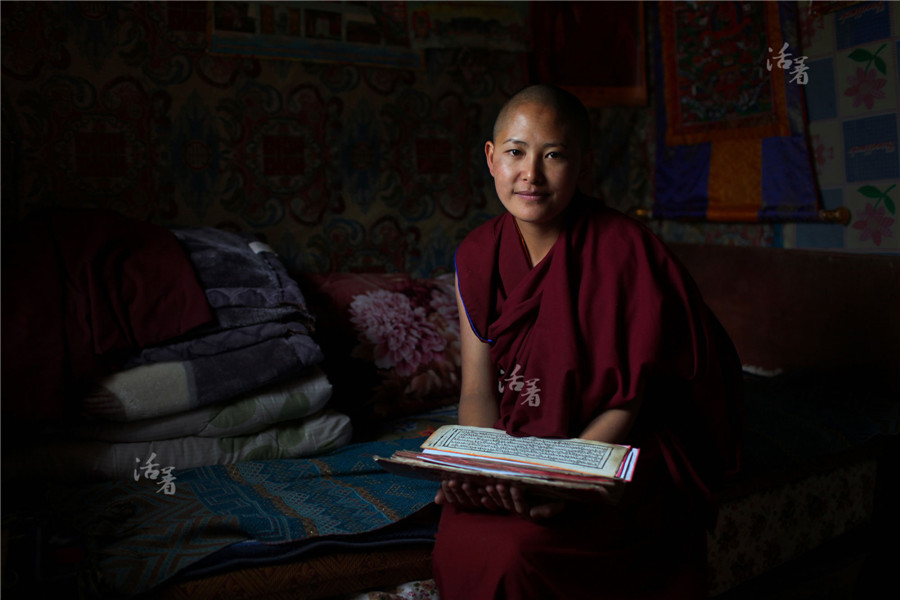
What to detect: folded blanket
<box><xmin>124</xmin><ymin>321</ymin><xmax>311</xmax><ymax>367</ymax></box>
<box><xmin>72</xmin><ymin>367</ymin><xmax>333</xmax><ymax>442</ymax></box>
<box><xmin>74</xmin><ymin>227</ymin><xmax>327</xmax><ymax>428</ymax></box>
<box><xmin>171</xmin><ymin>227</ymin><xmax>315</xmax><ymax>331</ymax></box>
<box><xmin>1</xmin><ymin>210</ymin><xmax>213</xmax><ymax>421</ymax></box>
<box><xmin>5</xmin><ymin>409</ymin><xmax>353</xmax><ymax>481</ymax></box>
<box><xmin>83</xmin><ymin>325</ymin><xmax>324</xmax><ymax>421</ymax></box>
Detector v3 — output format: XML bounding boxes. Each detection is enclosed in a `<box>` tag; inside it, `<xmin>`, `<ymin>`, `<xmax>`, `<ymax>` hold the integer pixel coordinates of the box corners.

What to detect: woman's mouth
<box><xmin>515</xmin><ymin>190</ymin><xmax>547</xmax><ymax>200</ymax></box>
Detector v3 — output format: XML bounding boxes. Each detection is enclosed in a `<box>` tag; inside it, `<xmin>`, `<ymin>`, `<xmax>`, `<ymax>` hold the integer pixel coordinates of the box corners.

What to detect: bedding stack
<box><xmin>2</xmin><ymin>211</ymin><xmax>351</xmax><ymax>481</ymax></box>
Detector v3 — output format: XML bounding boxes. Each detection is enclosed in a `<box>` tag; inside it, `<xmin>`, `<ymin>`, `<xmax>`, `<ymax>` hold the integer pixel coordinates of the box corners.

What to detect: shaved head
<box><xmin>492</xmin><ymin>85</ymin><xmax>591</xmax><ymax>154</ymax></box>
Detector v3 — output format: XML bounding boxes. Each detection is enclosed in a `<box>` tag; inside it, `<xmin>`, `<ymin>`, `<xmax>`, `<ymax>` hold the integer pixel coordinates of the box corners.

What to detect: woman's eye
<box><xmin>546</xmin><ymin>151</ymin><xmax>563</xmax><ymax>159</ymax></box>
<box><xmin>507</xmin><ymin>149</ymin><xmax>522</xmax><ymax>157</ymax></box>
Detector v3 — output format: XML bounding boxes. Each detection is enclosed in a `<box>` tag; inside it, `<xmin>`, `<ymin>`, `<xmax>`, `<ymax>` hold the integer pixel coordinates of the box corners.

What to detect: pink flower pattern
<box><xmin>852</xmin><ymin>202</ymin><xmax>894</xmax><ymax>246</ymax></box>
<box><xmin>811</xmin><ymin>134</ymin><xmax>833</xmax><ymax>169</ymax></box>
<box><xmin>427</xmin><ymin>279</ymin><xmax>460</xmax><ymax>337</ymax></box>
<box><xmin>349</xmin><ymin>289</ymin><xmax>446</xmax><ymax>377</ymax></box>
<box><xmin>844</xmin><ymin>67</ymin><xmax>886</xmax><ymax>109</ymax></box>
<box><xmin>356</xmin><ymin>578</ymin><xmax>439</xmax><ymax>600</ymax></box>
<box><xmin>799</xmin><ymin>11</ymin><xmax>824</xmax><ymax>51</ymax></box>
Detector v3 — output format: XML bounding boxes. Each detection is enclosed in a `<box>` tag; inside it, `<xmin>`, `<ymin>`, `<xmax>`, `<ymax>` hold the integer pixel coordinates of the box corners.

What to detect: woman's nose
<box><xmin>522</xmin><ymin>157</ymin><xmax>545</xmax><ymax>183</ymax></box>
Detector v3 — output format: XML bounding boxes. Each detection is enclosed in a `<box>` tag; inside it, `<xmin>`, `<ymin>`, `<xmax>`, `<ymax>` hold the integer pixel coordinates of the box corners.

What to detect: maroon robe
<box><xmin>433</xmin><ymin>196</ymin><xmax>742</xmax><ymax>599</ymax></box>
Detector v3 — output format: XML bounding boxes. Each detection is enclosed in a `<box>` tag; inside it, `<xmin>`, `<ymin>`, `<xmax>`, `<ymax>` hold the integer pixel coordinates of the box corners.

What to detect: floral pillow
<box><xmin>301</xmin><ymin>272</ymin><xmax>461</xmax><ymax>425</ymax></box>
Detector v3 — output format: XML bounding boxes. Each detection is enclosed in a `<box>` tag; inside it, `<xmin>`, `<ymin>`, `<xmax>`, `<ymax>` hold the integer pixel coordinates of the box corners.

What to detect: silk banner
<box><xmin>653</xmin><ymin>1</ymin><xmax>821</xmax><ymax>222</ymax></box>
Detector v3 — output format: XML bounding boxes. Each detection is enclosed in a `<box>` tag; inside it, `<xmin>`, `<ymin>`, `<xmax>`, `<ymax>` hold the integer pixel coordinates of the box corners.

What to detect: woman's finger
<box><xmin>509</xmin><ymin>485</ymin><xmax>530</xmax><ymax>516</ymax></box>
<box><xmin>529</xmin><ymin>500</ymin><xmax>566</xmax><ymax>520</ymax></box>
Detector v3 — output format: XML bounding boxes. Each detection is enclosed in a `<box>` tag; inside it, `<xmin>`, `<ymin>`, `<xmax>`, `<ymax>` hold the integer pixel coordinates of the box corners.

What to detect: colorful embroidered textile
<box><xmin>653</xmin><ymin>1</ymin><xmax>821</xmax><ymax>221</ymax></box>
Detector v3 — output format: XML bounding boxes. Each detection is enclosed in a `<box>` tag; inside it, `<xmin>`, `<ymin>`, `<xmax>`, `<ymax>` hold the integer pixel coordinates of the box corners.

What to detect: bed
<box><xmin>2</xmin><ymin>211</ymin><xmax>898</xmax><ymax>599</ymax></box>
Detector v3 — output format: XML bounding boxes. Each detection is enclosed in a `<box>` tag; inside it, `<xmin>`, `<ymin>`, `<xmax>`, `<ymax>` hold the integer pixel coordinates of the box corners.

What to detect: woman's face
<box><xmin>485</xmin><ymin>101</ymin><xmax>587</xmax><ymax>233</ymax></box>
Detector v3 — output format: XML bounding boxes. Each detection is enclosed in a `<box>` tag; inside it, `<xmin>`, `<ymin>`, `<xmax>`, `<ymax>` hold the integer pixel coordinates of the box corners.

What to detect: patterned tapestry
<box><xmin>653</xmin><ymin>0</ymin><xmax>822</xmax><ymax>222</ymax></box>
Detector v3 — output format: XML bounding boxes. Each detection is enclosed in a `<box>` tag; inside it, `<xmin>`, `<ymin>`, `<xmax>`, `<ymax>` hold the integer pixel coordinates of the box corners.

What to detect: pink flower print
<box><xmin>811</xmin><ymin>134</ymin><xmax>833</xmax><ymax>169</ymax></box>
<box><xmin>428</xmin><ymin>282</ymin><xmax>459</xmax><ymax>334</ymax></box>
<box><xmin>799</xmin><ymin>11</ymin><xmax>824</xmax><ymax>51</ymax></box>
<box><xmin>852</xmin><ymin>202</ymin><xmax>894</xmax><ymax>246</ymax></box>
<box><xmin>349</xmin><ymin>289</ymin><xmax>446</xmax><ymax>376</ymax></box>
<box><xmin>844</xmin><ymin>67</ymin><xmax>886</xmax><ymax>109</ymax></box>
<box><xmin>428</xmin><ymin>285</ymin><xmax>461</xmax><ymax>367</ymax></box>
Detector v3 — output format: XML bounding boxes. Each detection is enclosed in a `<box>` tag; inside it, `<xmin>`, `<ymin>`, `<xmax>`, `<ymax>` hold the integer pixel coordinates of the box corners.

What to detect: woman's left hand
<box><xmin>435</xmin><ymin>478</ymin><xmax>566</xmax><ymax>519</ymax></box>
<box><xmin>482</xmin><ymin>482</ymin><xmax>567</xmax><ymax>520</ymax></box>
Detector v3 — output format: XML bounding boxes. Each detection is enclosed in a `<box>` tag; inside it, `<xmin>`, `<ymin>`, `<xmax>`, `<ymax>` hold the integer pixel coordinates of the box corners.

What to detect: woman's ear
<box><xmin>485</xmin><ymin>140</ymin><xmax>496</xmax><ymax>177</ymax></box>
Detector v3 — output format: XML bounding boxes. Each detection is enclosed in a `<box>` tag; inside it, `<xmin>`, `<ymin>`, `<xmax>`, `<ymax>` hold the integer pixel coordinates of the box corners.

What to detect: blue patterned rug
<box><xmin>23</xmin><ymin>437</ymin><xmax>438</xmax><ymax>597</ymax></box>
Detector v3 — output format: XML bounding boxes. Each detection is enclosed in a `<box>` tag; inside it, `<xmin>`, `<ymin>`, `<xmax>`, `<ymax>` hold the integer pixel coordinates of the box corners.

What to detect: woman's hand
<box><xmin>484</xmin><ymin>482</ymin><xmax>567</xmax><ymax>519</ymax></box>
<box><xmin>435</xmin><ymin>478</ymin><xmax>485</xmax><ymax>510</ymax></box>
<box><xmin>435</xmin><ymin>478</ymin><xmax>567</xmax><ymax>520</ymax></box>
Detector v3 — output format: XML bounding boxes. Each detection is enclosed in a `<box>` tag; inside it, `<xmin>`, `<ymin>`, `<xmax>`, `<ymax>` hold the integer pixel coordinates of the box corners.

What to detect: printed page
<box><xmin>421</xmin><ymin>425</ymin><xmax>630</xmax><ymax>478</ymax></box>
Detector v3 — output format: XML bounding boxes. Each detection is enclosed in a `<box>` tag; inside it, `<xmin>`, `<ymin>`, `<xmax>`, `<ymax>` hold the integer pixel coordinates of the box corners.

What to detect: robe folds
<box><xmin>433</xmin><ymin>195</ymin><xmax>742</xmax><ymax>599</ymax></box>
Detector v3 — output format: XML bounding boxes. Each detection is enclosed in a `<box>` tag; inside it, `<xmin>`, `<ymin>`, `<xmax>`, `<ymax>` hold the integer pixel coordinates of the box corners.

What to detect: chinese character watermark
<box><xmin>767</xmin><ymin>42</ymin><xmax>809</xmax><ymax>85</ymax></box>
<box><xmin>498</xmin><ymin>363</ymin><xmax>542</xmax><ymax>407</ymax></box>
<box><xmin>520</xmin><ymin>379</ymin><xmax>542</xmax><ymax>407</ymax></box>
<box><xmin>134</xmin><ymin>452</ymin><xmax>177</xmax><ymax>495</ymax></box>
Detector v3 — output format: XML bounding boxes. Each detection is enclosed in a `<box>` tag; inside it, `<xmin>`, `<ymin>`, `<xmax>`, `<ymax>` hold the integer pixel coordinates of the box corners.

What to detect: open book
<box><xmin>374</xmin><ymin>425</ymin><xmax>639</xmax><ymax>503</ymax></box>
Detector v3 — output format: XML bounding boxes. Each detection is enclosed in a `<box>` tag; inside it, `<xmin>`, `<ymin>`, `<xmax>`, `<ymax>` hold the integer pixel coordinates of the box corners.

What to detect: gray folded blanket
<box><xmin>83</xmin><ymin>227</ymin><xmax>326</xmax><ymax>422</ymax></box>
<box><xmin>171</xmin><ymin>226</ymin><xmax>316</xmax><ymax>332</ymax></box>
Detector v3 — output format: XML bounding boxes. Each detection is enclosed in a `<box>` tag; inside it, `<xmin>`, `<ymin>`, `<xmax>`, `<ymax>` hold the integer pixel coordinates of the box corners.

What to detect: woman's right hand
<box><xmin>435</xmin><ymin>478</ymin><xmax>499</xmax><ymax>511</ymax></box>
<box><xmin>435</xmin><ymin>478</ymin><xmax>568</xmax><ymax>519</ymax></box>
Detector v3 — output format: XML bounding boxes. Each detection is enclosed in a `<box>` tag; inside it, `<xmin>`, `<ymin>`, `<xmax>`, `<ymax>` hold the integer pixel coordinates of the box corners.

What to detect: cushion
<box><xmin>302</xmin><ymin>272</ymin><xmax>461</xmax><ymax>426</ymax></box>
